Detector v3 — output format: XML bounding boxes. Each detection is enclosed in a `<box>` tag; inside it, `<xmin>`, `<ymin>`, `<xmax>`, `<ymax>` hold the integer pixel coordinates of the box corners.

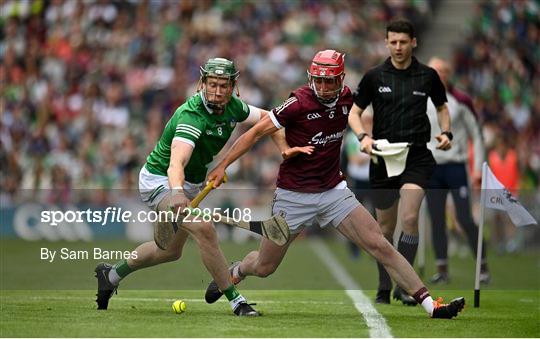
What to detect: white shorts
<box><xmin>271</xmin><ymin>181</ymin><xmax>360</xmax><ymax>234</ymax></box>
<box><xmin>138</xmin><ymin>166</ymin><xmax>203</xmax><ymax>211</ymax></box>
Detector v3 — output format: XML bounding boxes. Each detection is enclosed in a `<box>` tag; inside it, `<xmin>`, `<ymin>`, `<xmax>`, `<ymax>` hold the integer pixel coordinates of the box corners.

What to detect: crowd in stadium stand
<box><xmin>0</xmin><ymin>0</ymin><xmax>434</xmax><ymax>197</ymax></box>
<box><xmin>452</xmin><ymin>0</ymin><xmax>539</xmax><ymax>193</ymax></box>
<box><xmin>0</xmin><ymin>0</ymin><xmax>537</xmax><ymax>212</ymax></box>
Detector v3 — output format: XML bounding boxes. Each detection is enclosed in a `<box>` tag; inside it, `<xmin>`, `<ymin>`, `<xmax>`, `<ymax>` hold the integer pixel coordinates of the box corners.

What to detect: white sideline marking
<box><xmin>29</xmin><ymin>296</ymin><xmax>347</xmax><ymax>305</ymax></box>
<box><xmin>310</xmin><ymin>239</ymin><xmax>393</xmax><ymax>338</ymax></box>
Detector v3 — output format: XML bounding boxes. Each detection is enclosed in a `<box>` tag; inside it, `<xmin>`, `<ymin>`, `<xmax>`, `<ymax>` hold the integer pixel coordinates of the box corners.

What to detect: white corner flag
<box><xmin>475</xmin><ymin>162</ymin><xmax>537</xmax><ymax>308</ymax></box>
<box><xmin>483</xmin><ymin>163</ymin><xmax>537</xmax><ymax>226</ymax></box>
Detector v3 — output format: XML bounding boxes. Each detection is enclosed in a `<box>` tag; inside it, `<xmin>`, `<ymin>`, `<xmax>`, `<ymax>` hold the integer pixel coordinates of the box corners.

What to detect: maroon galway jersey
<box><xmin>269</xmin><ymin>85</ymin><xmax>353</xmax><ymax>192</ymax></box>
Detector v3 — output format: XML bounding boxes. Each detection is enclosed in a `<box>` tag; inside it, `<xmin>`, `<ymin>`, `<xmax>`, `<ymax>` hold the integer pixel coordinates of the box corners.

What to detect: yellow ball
<box><xmin>172</xmin><ymin>300</ymin><xmax>187</xmax><ymax>314</ymax></box>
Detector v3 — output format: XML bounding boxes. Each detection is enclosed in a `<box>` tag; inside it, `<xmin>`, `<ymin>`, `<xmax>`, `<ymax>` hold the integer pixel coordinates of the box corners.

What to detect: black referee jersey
<box><xmin>353</xmin><ymin>56</ymin><xmax>447</xmax><ymax>144</ymax></box>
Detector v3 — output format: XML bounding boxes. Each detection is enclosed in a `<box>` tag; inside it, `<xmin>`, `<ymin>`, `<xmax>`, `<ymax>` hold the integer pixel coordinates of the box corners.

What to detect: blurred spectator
<box><xmin>451</xmin><ymin>0</ymin><xmax>539</xmax><ymax>250</ymax></box>
<box><xmin>1</xmin><ymin>0</ymin><xmax>536</xmax><ymax>235</ymax></box>
<box><xmin>488</xmin><ymin>131</ymin><xmax>521</xmax><ymax>253</ymax></box>
<box><xmin>1</xmin><ymin>0</ymin><xmax>434</xmax><ymax>205</ymax></box>
<box><xmin>452</xmin><ymin>0</ymin><xmax>538</xmax><ymax>151</ymax></box>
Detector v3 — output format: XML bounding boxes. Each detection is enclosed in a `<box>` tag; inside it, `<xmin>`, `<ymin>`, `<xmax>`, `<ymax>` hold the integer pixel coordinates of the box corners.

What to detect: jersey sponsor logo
<box><xmin>378</xmin><ymin>86</ymin><xmax>392</xmax><ymax>93</ymax></box>
<box><xmin>229</xmin><ymin>119</ymin><xmax>237</xmax><ymax>128</ymax></box>
<box><xmin>413</xmin><ymin>90</ymin><xmax>426</xmax><ymax>96</ymax></box>
<box><xmin>307</xmin><ymin>113</ymin><xmax>322</xmax><ymax>120</ymax></box>
<box><xmin>308</xmin><ymin>130</ymin><xmax>345</xmax><ymax>146</ymax></box>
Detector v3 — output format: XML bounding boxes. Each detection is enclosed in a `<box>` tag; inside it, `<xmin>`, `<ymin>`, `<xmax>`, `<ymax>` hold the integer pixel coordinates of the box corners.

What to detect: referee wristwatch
<box><xmin>441</xmin><ymin>131</ymin><xmax>453</xmax><ymax>141</ymax></box>
<box><xmin>357</xmin><ymin>132</ymin><xmax>370</xmax><ymax>142</ymax></box>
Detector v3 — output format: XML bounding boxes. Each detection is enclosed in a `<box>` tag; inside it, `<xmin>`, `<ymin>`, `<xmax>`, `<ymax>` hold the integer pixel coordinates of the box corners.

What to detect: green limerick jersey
<box><xmin>145</xmin><ymin>93</ymin><xmax>250</xmax><ymax>183</ymax></box>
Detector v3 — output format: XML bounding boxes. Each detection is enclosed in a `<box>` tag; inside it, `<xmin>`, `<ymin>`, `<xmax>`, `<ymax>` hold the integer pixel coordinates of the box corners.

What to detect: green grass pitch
<box><xmin>1</xmin><ymin>238</ymin><xmax>539</xmax><ymax>337</ymax></box>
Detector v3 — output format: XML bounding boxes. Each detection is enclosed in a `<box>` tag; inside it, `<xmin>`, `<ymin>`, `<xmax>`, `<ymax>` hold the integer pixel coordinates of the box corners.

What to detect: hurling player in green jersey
<box><xmin>95</xmin><ymin>58</ymin><xmax>286</xmax><ymax>316</ymax></box>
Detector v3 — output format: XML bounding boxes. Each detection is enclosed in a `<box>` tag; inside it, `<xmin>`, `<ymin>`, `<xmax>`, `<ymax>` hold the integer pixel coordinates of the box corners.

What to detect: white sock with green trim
<box><xmin>229</xmin><ymin>295</ymin><xmax>247</xmax><ymax>311</ymax></box>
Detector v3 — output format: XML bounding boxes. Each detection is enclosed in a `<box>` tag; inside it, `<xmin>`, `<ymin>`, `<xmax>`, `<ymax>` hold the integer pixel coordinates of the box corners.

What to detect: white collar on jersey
<box><xmin>316</xmin><ymin>86</ymin><xmax>345</xmax><ymax>108</ymax></box>
<box><xmin>320</xmin><ymin>97</ymin><xmax>339</xmax><ymax>108</ymax></box>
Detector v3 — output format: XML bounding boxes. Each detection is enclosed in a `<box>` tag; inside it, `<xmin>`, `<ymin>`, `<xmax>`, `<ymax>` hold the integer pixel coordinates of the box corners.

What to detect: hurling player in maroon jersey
<box><xmin>204</xmin><ymin>50</ymin><xmax>464</xmax><ymax>319</ymax></box>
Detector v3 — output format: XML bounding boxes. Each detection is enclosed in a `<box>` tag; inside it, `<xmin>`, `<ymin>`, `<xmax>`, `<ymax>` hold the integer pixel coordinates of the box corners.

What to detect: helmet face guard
<box><xmin>308</xmin><ymin>50</ymin><xmax>345</xmax><ymax>104</ymax></box>
<box><xmin>199</xmin><ymin>58</ymin><xmax>239</xmax><ymax>113</ymax></box>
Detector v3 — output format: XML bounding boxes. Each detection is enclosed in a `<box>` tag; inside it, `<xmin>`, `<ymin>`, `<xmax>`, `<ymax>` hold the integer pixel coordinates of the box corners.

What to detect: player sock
<box><xmin>413</xmin><ymin>287</ymin><xmax>434</xmax><ymax>315</ymax></box>
<box><xmin>223</xmin><ymin>285</ymin><xmax>246</xmax><ymax>310</ymax></box>
<box><xmin>109</xmin><ymin>259</ymin><xmax>134</xmax><ymax>285</ymax></box>
<box><xmin>397</xmin><ymin>232</ymin><xmax>418</xmax><ymax>266</ymax></box>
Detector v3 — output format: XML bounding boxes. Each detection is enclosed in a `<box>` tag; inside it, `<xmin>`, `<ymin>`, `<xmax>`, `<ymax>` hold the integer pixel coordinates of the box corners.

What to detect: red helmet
<box><xmin>308</xmin><ymin>49</ymin><xmax>345</xmax><ymax>104</ymax></box>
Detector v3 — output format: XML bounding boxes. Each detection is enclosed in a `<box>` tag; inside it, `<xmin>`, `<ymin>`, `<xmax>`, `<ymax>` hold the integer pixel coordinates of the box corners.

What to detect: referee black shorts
<box><xmin>369</xmin><ymin>145</ymin><xmax>435</xmax><ymax>210</ymax></box>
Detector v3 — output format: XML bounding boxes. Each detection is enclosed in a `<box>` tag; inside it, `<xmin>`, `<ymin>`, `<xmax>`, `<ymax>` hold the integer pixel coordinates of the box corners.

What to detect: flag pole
<box><xmin>474</xmin><ymin>162</ymin><xmax>488</xmax><ymax>308</ymax></box>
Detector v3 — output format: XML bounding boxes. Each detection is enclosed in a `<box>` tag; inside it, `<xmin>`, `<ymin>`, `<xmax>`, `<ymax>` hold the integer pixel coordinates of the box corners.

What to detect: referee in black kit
<box><xmin>348</xmin><ymin>18</ymin><xmax>452</xmax><ymax>305</ymax></box>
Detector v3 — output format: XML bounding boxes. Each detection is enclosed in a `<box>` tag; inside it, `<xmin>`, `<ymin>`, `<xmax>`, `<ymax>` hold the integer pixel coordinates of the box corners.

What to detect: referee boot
<box><xmin>392</xmin><ymin>286</ymin><xmax>418</xmax><ymax>306</ymax></box>
<box><xmin>205</xmin><ymin>261</ymin><xmax>244</xmax><ymax>304</ymax></box>
<box><xmin>431</xmin><ymin>297</ymin><xmax>465</xmax><ymax>319</ymax></box>
<box><xmin>95</xmin><ymin>263</ymin><xmax>118</xmax><ymax>310</ymax></box>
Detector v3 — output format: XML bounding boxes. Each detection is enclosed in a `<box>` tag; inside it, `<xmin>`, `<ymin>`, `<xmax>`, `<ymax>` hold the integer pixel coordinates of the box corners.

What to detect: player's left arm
<box><xmin>208</xmin><ymin>114</ymin><xmax>279</xmax><ymax>187</ymax></box>
<box><xmin>245</xmin><ymin>105</ymin><xmax>313</xmax><ymax>160</ymax></box>
<box><xmin>243</xmin><ymin>105</ymin><xmax>288</xmax><ymax>153</ymax></box>
<box><xmin>276</xmin><ymin>129</ymin><xmax>314</xmax><ymax>160</ymax></box>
